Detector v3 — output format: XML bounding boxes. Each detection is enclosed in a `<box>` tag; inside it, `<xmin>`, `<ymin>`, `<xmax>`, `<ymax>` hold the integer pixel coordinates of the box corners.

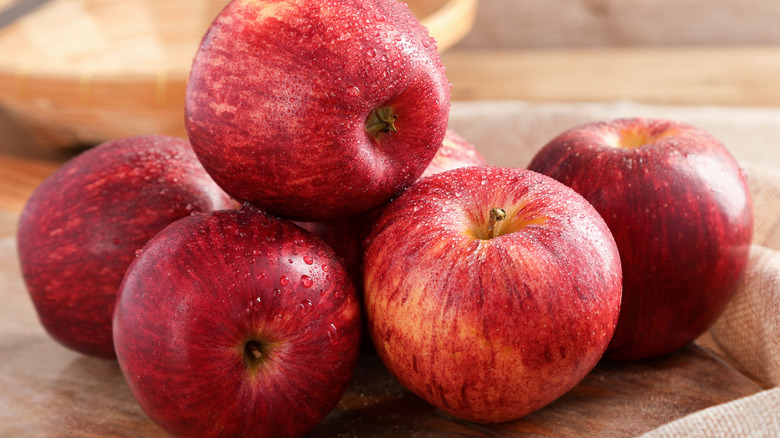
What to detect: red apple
<box><xmin>362</xmin><ymin>166</ymin><xmax>623</xmax><ymax>423</ymax></box>
<box><xmin>16</xmin><ymin>135</ymin><xmax>233</xmax><ymax>359</ymax></box>
<box><xmin>185</xmin><ymin>0</ymin><xmax>451</xmax><ymax>221</ymax></box>
<box><xmin>527</xmin><ymin>118</ymin><xmax>754</xmax><ymax>361</ymax></box>
<box><xmin>113</xmin><ymin>208</ymin><xmax>361</xmax><ymax>438</ymax></box>
<box><xmin>421</xmin><ymin>129</ymin><xmax>488</xmax><ymax>178</ymax></box>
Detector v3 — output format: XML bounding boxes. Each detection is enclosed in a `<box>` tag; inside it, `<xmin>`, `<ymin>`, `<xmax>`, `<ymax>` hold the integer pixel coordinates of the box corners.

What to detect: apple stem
<box><xmin>365</xmin><ymin>106</ymin><xmax>398</xmax><ymax>140</ymax></box>
<box><xmin>243</xmin><ymin>340</ymin><xmax>269</xmax><ymax>375</ymax></box>
<box><xmin>247</xmin><ymin>342</ymin><xmax>264</xmax><ymax>360</ymax></box>
<box><xmin>488</xmin><ymin>207</ymin><xmax>507</xmax><ymax>239</ymax></box>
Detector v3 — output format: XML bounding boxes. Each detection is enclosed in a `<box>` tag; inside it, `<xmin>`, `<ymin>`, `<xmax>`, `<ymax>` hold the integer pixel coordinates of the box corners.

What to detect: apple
<box><xmin>16</xmin><ymin>135</ymin><xmax>233</xmax><ymax>359</ymax></box>
<box><xmin>527</xmin><ymin>118</ymin><xmax>754</xmax><ymax>361</ymax></box>
<box><xmin>185</xmin><ymin>0</ymin><xmax>451</xmax><ymax>221</ymax></box>
<box><xmin>113</xmin><ymin>207</ymin><xmax>361</xmax><ymax>438</ymax></box>
<box><xmin>362</xmin><ymin>166</ymin><xmax>623</xmax><ymax>423</ymax></box>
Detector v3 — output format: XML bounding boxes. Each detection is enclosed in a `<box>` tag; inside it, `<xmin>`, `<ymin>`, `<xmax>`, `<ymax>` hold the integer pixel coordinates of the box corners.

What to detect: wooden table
<box><xmin>1</xmin><ymin>46</ymin><xmax>777</xmax><ymax>436</ymax></box>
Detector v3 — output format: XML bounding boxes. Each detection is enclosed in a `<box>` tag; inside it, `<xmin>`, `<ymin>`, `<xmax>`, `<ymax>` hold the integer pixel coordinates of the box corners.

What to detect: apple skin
<box><xmin>185</xmin><ymin>0</ymin><xmax>451</xmax><ymax>221</ymax></box>
<box><xmin>527</xmin><ymin>118</ymin><xmax>754</xmax><ymax>361</ymax></box>
<box><xmin>113</xmin><ymin>208</ymin><xmax>361</xmax><ymax>438</ymax></box>
<box><xmin>421</xmin><ymin>129</ymin><xmax>488</xmax><ymax>178</ymax></box>
<box><xmin>16</xmin><ymin>135</ymin><xmax>233</xmax><ymax>359</ymax></box>
<box><xmin>362</xmin><ymin>166</ymin><xmax>623</xmax><ymax>423</ymax></box>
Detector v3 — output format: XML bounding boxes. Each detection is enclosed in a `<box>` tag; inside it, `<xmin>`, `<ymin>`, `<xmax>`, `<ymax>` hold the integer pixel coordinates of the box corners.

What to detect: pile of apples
<box><xmin>16</xmin><ymin>0</ymin><xmax>754</xmax><ymax>437</ymax></box>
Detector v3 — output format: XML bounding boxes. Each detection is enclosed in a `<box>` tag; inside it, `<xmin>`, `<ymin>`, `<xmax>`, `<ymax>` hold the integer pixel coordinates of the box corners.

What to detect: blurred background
<box><xmin>448</xmin><ymin>0</ymin><xmax>780</xmax><ymax>103</ymax></box>
<box><xmin>1</xmin><ymin>0</ymin><xmax>779</xmax><ymax>211</ymax></box>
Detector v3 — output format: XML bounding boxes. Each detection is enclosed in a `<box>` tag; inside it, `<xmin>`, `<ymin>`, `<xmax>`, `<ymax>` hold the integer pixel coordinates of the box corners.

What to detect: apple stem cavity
<box><xmin>365</xmin><ymin>106</ymin><xmax>398</xmax><ymax>140</ymax></box>
<box><xmin>243</xmin><ymin>339</ymin><xmax>270</xmax><ymax>376</ymax></box>
<box><xmin>616</xmin><ymin>126</ymin><xmax>675</xmax><ymax>149</ymax></box>
<box><xmin>488</xmin><ymin>207</ymin><xmax>507</xmax><ymax>239</ymax></box>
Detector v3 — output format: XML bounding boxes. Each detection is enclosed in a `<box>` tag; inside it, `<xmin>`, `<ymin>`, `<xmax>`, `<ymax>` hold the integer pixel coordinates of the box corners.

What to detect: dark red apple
<box><xmin>113</xmin><ymin>208</ymin><xmax>361</xmax><ymax>438</ymax></box>
<box><xmin>16</xmin><ymin>135</ymin><xmax>233</xmax><ymax>359</ymax></box>
<box><xmin>527</xmin><ymin>118</ymin><xmax>754</xmax><ymax>361</ymax></box>
<box><xmin>185</xmin><ymin>0</ymin><xmax>451</xmax><ymax>221</ymax></box>
<box><xmin>362</xmin><ymin>166</ymin><xmax>623</xmax><ymax>423</ymax></box>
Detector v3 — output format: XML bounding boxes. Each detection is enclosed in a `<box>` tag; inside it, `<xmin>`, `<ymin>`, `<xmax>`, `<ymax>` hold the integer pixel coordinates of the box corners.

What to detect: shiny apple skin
<box><xmin>185</xmin><ymin>0</ymin><xmax>451</xmax><ymax>221</ymax></box>
<box><xmin>363</xmin><ymin>166</ymin><xmax>622</xmax><ymax>423</ymax></box>
<box><xmin>16</xmin><ymin>135</ymin><xmax>233</xmax><ymax>359</ymax></box>
<box><xmin>113</xmin><ymin>208</ymin><xmax>361</xmax><ymax>438</ymax></box>
<box><xmin>527</xmin><ymin>118</ymin><xmax>754</xmax><ymax>361</ymax></box>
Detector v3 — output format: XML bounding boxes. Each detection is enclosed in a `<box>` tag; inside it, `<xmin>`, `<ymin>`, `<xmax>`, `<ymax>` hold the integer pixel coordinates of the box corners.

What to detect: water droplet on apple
<box><xmin>280</xmin><ymin>275</ymin><xmax>290</xmax><ymax>286</ymax></box>
<box><xmin>326</xmin><ymin>323</ymin><xmax>339</xmax><ymax>344</ymax></box>
<box><xmin>301</xmin><ymin>275</ymin><xmax>314</xmax><ymax>288</ymax></box>
<box><xmin>134</xmin><ymin>249</ymin><xmax>143</xmax><ymax>257</ymax></box>
<box><xmin>298</xmin><ymin>299</ymin><xmax>313</xmax><ymax>312</ymax></box>
<box><xmin>321</xmin><ymin>264</ymin><xmax>329</xmax><ymax>272</ymax></box>
<box><xmin>367</xmin><ymin>48</ymin><xmax>377</xmax><ymax>57</ymax></box>
<box><xmin>303</xmin><ymin>256</ymin><xmax>314</xmax><ymax>265</ymax></box>
<box><xmin>273</xmin><ymin>288</ymin><xmax>282</xmax><ymax>297</ymax></box>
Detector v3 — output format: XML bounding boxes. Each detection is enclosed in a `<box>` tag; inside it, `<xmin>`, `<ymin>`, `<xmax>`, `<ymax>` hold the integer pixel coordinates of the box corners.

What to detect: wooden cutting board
<box><xmin>0</xmin><ymin>235</ymin><xmax>762</xmax><ymax>437</ymax></box>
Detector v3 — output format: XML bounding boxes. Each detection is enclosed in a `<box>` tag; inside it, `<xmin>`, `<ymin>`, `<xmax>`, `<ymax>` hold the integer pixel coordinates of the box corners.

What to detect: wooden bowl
<box><xmin>0</xmin><ymin>0</ymin><xmax>477</xmax><ymax>147</ymax></box>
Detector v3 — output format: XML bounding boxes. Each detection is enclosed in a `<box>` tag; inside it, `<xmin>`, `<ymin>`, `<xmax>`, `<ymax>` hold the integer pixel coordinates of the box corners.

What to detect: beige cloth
<box><xmin>448</xmin><ymin>100</ymin><xmax>780</xmax><ymax>437</ymax></box>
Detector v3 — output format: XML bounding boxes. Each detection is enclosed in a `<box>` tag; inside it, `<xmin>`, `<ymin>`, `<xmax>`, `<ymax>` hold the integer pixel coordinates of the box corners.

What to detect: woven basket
<box><xmin>0</xmin><ymin>0</ymin><xmax>477</xmax><ymax>146</ymax></box>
